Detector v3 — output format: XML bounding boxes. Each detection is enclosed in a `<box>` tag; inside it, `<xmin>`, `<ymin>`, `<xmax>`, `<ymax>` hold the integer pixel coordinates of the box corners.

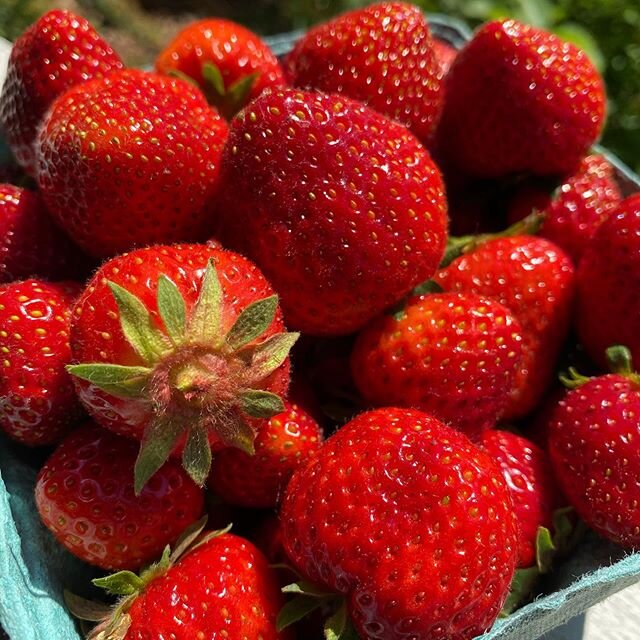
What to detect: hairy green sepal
<box><xmin>561</xmin><ymin>344</ymin><xmax>640</xmax><ymax>390</ymax></box>
<box><xmin>200</xmin><ymin>62</ymin><xmax>259</xmax><ymax>119</ymax></box>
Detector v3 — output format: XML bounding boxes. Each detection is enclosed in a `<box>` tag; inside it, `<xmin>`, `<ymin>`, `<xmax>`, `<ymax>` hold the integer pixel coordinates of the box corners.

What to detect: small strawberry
<box><xmin>35</xmin><ymin>424</ymin><xmax>205</xmax><ymax>570</ymax></box>
<box><xmin>0</xmin><ymin>9</ymin><xmax>123</xmax><ymax>175</ymax></box>
<box><xmin>68</xmin><ymin>520</ymin><xmax>290</xmax><ymax>639</ymax></box>
<box><xmin>478</xmin><ymin>430</ymin><xmax>561</xmax><ymax>568</ymax></box>
<box><xmin>575</xmin><ymin>194</ymin><xmax>640</xmax><ymax>368</ymax></box>
<box><xmin>351</xmin><ymin>292</ymin><xmax>524</xmax><ymax>440</ymax></box>
<box><xmin>0</xmin><ymin>184</ymin><xmax>91</xmax><ymax>283</ymax></box>
<box><xmin>67</xmin><ymin>244</ymin><xmax>298</xmax><ymax>492</ymax></box>
<box><xmin>279</xmin><ymin>408</ymin><xmax>518</xmax><ymax>640</ymax></box>
<box><xmin>216</xmin><ymin>88</ymin><xmax>448</xmax><ymax>336</ymax></box>
<box><xmin>156</xmin><ymin>18</ymin><xmax>286</xmax><ymax>120</ymax></box>
<box><xmin>548</xmin><ymin>345</ymin><xmax>640</xmax><ymax>548</ymax></box>
<box><xmin>37</xmin><ymin>69</ymin><xmax>228</xmax><ymax>258</ymax></box>
<box><xmin>437</xmin><ymin>19</ymin><xmax>606</xmax><ymax>178</ymax></box>
<box><xmin>434</xmin><ymin>235</ymin><xmax>575</xmax><ymax>419</ymax></box>
<box><xmin>209</xmin><ymin>401</ymin><xmax>323</xmax><ymax>508</ymax></box>
<box><xmin>0</xmin><ymin>279</ymin><xmax>84</xmax><ymax>446</ymax></box>
<box><xmin>284</xmin><ymin>2</ymin><xmax>442</xmax><ymax>143</ymax></box>
<box><xmin>507</xmin><ymin>154</ymin><xmax>622</xmax><ymax>263</ymax></box>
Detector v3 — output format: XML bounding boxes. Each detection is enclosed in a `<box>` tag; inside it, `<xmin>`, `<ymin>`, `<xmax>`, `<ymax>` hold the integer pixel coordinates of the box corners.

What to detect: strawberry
<box><xmin>279</xmin><ymin>408</ymin><xmax>518</xmax><ymax>640</ymax></box>
<box><xmin>548</xmin><ymin>346</ymin><xmax>640</xmax><ymax>548</ymax></box>
<box><xmin>283</xmin><ymin>2</ymin><xmax>442</xmax><ymax>143</ymax></box>
<box><xmin>575</xmin><ymin>194</ymin><xmax>640</xmax><ymax>368</ymax></box>
<box><xmin>434</xmin><ymin>236</ymin><xmax>575</xmax><ymax>419</ymax></box>
<box><xmin>156</xmin><ymin>18</ymin><xmax>286</xmax><ymax>120</ymax></box>
<box><xmin>478</xmin><ymin>430</ymin><xmax>561</xmax><ymax>568</ymax></box>
<box><xmin>209</xmin><ymin>401</ymin><xmax>323</xmax><ymax>508</ymax></box>
<box><xmin>36</xmin><ymin>69</ymin><xmax>228</xmax><ymax>258</ymax></box>
<box><xmin>507</xmin><ymin>154</ymin><xmax>622</xmax><ymax>263</ymax></box>
<box><xmin>67</xmin><ymin>244</ymin><xmax>298</xmax><ymax>492</ymax></box>
<box><xmin>216</xmin><ymin>88</ymin><xmax>448</xmax><ymax>336</ymax></box>
<box><xmin>0</xmin><ymin>279</ymin><xmax>84</xmax><ymax>446</ymax></box>
<box><xmin>35</xmin><ymin>424</ymin><xmax>204</xmax><ymax>570</ymax></box>
<box><xmin>0</xmin><ymin>9</ymin><xmax>123</xmax><ymax>175</ymax></box>
<box><xmin>0</xmin><ymin>184</ymin><xmax>90</xmax><ymax>283</ymax></box>
<box><xmin>351</xmin><ymin>292</ymin><xmax>524</xmax><ymax>440</ymax></box>
<box><xmin>437</xmin><ymin>19</ymin><xmax>606</xmax><ymax>178</ymax></box>
<box><xmin>68</xmin><ymin>520</ymin><xmax>289</xmax><ymax>639</ymax></box>
<box><xmin>433</xmin><ymin>39</ymin><xmax>458</xmax><ymax>78</ymax></box>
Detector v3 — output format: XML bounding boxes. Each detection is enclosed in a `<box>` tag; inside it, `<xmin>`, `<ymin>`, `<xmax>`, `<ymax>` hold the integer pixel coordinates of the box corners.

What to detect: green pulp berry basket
<box><xmin>1</xmin><ymin>13</ymin><xmax>640</xmax><ymax>640</ymax></box>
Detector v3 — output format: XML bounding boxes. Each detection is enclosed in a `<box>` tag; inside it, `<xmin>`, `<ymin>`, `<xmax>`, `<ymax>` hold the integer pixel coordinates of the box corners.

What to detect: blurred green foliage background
<box><xmin>1</xmin><ymin>0</ymin><xmax>638</xmax><ymax>171</ymax></box>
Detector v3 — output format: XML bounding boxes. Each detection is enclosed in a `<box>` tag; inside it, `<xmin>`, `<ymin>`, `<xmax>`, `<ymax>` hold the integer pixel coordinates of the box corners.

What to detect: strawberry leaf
<box><xmin>166</xmin><ymin>68</ymin><xmax>199</xmax><ymax>88</ymax></box>
<box><xmin>182</xmin><ymin>423</ymin><xmax>212</xmax><ymax>487</ymax></box>
<box><xmin>249</xmin><ymin>332</ymin><xmax>300</xmax><ymax>381</ymax></box>
<box><xmin>213</xmin><ymin>415</ymin><xmax>256</xmax><ymax>454</ymax></box>
<box><xmin>277</xmin><ymin>596</ymin><xmax>325</xmax><ymax>632</ymax></box>
<box><xmin>66</xmin><ymin>363</ymin><xmax>151</xmax><ymax>398</ymax></box>
<box><xmin>188</xmin><ymin>259</ymin><xmax>223</xmax><ymax>345</ymax></box>
<box><xmin>168</xmin><ymin>515</ymin><xmax>209</xmax><ymax>563</ymax></box>
<box><xmin>559</xmin><ymin>366</ymin><xmax>591</xmax><ymax>389</ymax></box>
<box><xmin>225</xmin><ymin>295</ymin><xmax>278</xmax><ymax>351</ymax></box>
<box><xmin>202</xmin><ymin>62</ymin><xmax>226</xmax><ymax>97</ymax></box>
<box><xmin>63</xmin><ymin>591</ymin><xmax>112</xmax><ymax>622</ymax></box>
<box><xmin>606</xmin><ymin>345</ymin><xmax>636</xmax><ymax>376</ymax></box>
<box><xmin>535</xmin><ymin>526</ymin><xmax>556</xmax><ymax>573</ymax></box>
<box><xmin>88</xmin><ymin>613</ymin><xmax>132</xmax><ymax>640</ymax></box>
<box><xmin>157</xmin><ymin>275</ymin><xmax>186</xmax><ymax>344</ymax></box>
<box><xmin>324</xmin><ymin>600</ymin><xmax>359</xmax><ymax>640</ymax></box>
<box><xmin>227</xmin><ymin>71</ymin><xmax>259</xmax><ymax>110</ymax></box>
<box><xmin>240</xmin><ymin>389</ymin><xmax>285</xmax><ymax>418</ymax></box>
<box><xmin>499</xmin><ymin>566</ymin><xmax>540</xmax><ymax>617</ymax></box>
<box><xmin>282</xmin><ymin>581</ymin><xmax>335</xmax><ymax>598</ymax></box>
<box><xmin>92</xmin><ymin>571</ymin><xmax>144</xmax><ymax>596</ymax></box>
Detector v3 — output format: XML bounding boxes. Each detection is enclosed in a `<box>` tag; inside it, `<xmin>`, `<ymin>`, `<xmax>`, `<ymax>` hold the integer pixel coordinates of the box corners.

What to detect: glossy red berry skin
<box><xmin>548</xmin><ymin>375</ymin><xmax>640</xmax><ymax>548</ymax></box>
<box><xmin>281</xmin><ymin>408</ymin><xmax>518</xmax><ymax>640</ymax></box>
<box><xmin>479</xmin><ymin>430</ymin><xmax>560</xmax><ymax>568</ymax></box>
<box><xmin>125</xmin><ymin>533</ymin><xmax>289</xmax><ymax>639</ymax></box>
<box><xmin>576</xmin><ymin>195</ymin><xmax>640</xmax><ymax>368</ymax></box>
<box><xmin>217</xmin><ymin>88</ymin><xmax>448</xmax><ymax>336</ymax></box>
<box><xmin>284</xmin><ymin>2</ymin><xmax>442</xmax><ymax>143</ymax></box>
<box><xmin>209</xmin><ymin>402</ymin><xmax>323</xmax><ymax>508</ymax></box>
<box><xmin>351</xmin><ymin>293</ymin><xmax>524</xmax><ymax>440</ymax></box>
<box><xmin>35</xmin><ymin>424</ymin><xmax>205</xmax><ymax>570</ymax></box>
<box><xmin>0</xmin><ymin>9</ymin><xmax>123</xmax><ymax>175</ymax></box>
<box><xmin>0</xmin><ymin>279</ymin><xmax>84</xmax><ymax>446</ymax></box>
<box><xmin>434</xmin><ymin>236</ymin><xmax>575</xmax><ymax>419</ymax></box>
<box><xmin>437</xmin><ymin>19</ymin><xmax>606</xmax><ymax>178</ymax></box>
<box><xmin>37</xmin><ymin>69</ymin><xmax>228</xmax><ymax>258</ymax></box>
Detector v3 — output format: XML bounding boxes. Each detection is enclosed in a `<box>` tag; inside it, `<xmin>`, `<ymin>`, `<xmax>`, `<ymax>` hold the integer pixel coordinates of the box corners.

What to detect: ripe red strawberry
<box><xmin>67</xmin><ymin>244</ymin><xmax>297</xmax><ymax>492</ymax></box>
<box><xmin>351</xmin><ymin>292</ymin><xmax>524</xmax><ymax>440</ymax></box>
<box><xmin>478</xmin><ymin>430</ymin><xmax>561</xmax><ymax>568</ymax></box>
<box><xmin>575</xmin><ymin>194</ymin><xmax>640</xmax><ymax>368</ymax></box>
<box><xmin>548</xmin><ymin>346</ymin><xmax>640</xmax><ymax>548</ymax></box>
<box><xmin>284</xmin><ymin>2</ymin><xmax>442</xmax><ymax>143</ymax></box>
<box><xmin>35</xmin><ymin>424</ymin><xmax>204</xmax><ymax>570</ymax></box>
<box><xmin>156</xmin><ymin>18</ymin><xmax>286</xmax><ymax>120</ymax></box>
<box><xmin>280</xmin><ymin>408</ymin><xmax>518</xmax><ymax>640</ymax></box>
<box><xmin>0</xmin><ymin>184</ymin><xmax>91</xmax><ymax>283</ymax></box>
<box><xmin>209</xmin><ymin>401</ymin><xmax>323</xmax><ymax>508</ymax></box>
<box><xmin>437</xmin><ymin>19</ymin><xmax>606</xmax><ymax>178</ymax></box>
<box><xmin>0</xmin><ymin>9</ymin><xmax>123</xmax><ymax>175</ymax></box>
<box><xmin>216</xmin><ymin>88</ymin><xmax>448</xmax><ymax>336</ymax></box>
<box><xmin>0</xmin><ymin>279</ymin><xmax>84</xmax><ymax>446</ymax></box>
<box><xmin>434</xmin><ymin>236</ymin><xmax>575</xmax><ymax>419</ymax></box>
<box><xmin>37</xmin><ymin>69</ymin><xmax>228</xmax><ymax>258</ymax></box>
<box><xmin>507</xmin><ymin>154</ymin><xmax>622</xmax><ymax>263</ymax></box>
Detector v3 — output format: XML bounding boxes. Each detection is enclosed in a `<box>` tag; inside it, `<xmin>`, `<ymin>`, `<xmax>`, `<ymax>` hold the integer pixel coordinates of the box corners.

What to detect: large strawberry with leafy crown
<box><xmin>351</xmin><ymin>292</ymin><xmax>524</xmax><ymax>439</ymax></box>
<box><xmin>156</xmin><ymin>18</ymin><xmax>286</xmax><ymax>120</ymax></box>
<box><xmin>0</xmin><ymin>279</ymin><xmax>84</xmax><ymax>446</ymax></box>
<box><xmin>0</xmin><ymin>9</ymin><xmax>123</xmax><ymax>175</ymax></box>
<box><xmin>284</xmin><ymin>2</ymin><xmax>442</xmax><ymax>143</ymax></box>
<box><xmin>575</xmin><ymin>194</ymin><xmax>640</xmax><ymax>368</ymax></box>
<box><xmin>437</xmin><ymin>19</ymin><xmax>606</xmax><ymax>178</ymax></box>
<box><xmin>279</xmin><ymin>408</ymin><xmax>518</xmax><ymax>640</ymax></box>
<box><xmin>67</xmin><ymin>244</ymin><xmax>298</xmax><ymax>492</ymax></box>
<box><xmin>216</xmin><ymin>88</ymin><xmax>448</xmax><ymax>336</ymax></box>
<box><xmin>37</xmin><ymin>69</ymin><xmax>228</xmax><ymax>258</ymax></box>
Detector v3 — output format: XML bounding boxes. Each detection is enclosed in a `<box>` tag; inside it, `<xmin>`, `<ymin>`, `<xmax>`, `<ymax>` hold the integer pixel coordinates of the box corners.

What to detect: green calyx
<box><xmin>67</xmin><ymin>259</ymin><xmax>298</xmax><ymax>493</ymax></box>
<box><xmin>561</xmin><ymin>345</ymin><xmax>640</xmax><ymax>389</ymax></box>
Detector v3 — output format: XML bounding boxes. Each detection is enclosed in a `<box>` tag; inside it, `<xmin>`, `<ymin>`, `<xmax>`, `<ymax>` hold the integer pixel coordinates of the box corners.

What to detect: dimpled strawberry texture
<box><xmin>216</xmin><ymin>89</ymin><xmax>448</xmax><ymax>336</ymax></box>
<box><xmin>437</xmin><ymin>19</ymin><xmax>605</xmax><ymax>178</ymax></box>
<box><xmin>37</xmin><ymin>69</ymin><xmax>228</xmax><ymax>258</ymax></box>
<box><xmin>548</xmin><ymin>375</ymin><xmax>640</xmax><ymax>547</ymax></box>
<box><xmin>576</xmin><ymin>195</ymin><xmax>640</xmax><ymax>368</ymax></box>
<box><xmin>284</xmin><ymin>2</ymin><xmax>442</xmax><ymax>143</ymax></box>
<box><xmin>70</xmin><ymin>244</ymin><xmax>289</xmax><ymax>445</ymax></box>
<box><xmin>0</xmin><ymin>279</ymin><xmax>84</xmax><ymax>446</ymax></box>
<box><xmin>0</xmin><ymin>10</ymin><xmax>123</xmax><ymax>175</ymax></box>
<box><xmin>35</xmin><ymin>424</ymin><xmax>205</xmax><ymax>570</ymax></box>
<box><xmin>351</xmin><ymin>293</ymin><xmax>524</xmax><ymax>440</ymax></box>
<box><xmin>281</xmin><ymin>408</ymin><xmax>518</xmax><ymax>640</ymax></box>
<box><xmin>125</xmin><ymin>533</ymin><xmax>289</xmax><ymax>640</ymax></box>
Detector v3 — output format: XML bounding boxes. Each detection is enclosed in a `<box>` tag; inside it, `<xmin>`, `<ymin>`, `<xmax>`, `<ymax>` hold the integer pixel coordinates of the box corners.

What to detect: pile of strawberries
<box><xmin>0</xmin><ymin>3</ymin><xmax>639</xmax><ymax>640</ymax></box>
